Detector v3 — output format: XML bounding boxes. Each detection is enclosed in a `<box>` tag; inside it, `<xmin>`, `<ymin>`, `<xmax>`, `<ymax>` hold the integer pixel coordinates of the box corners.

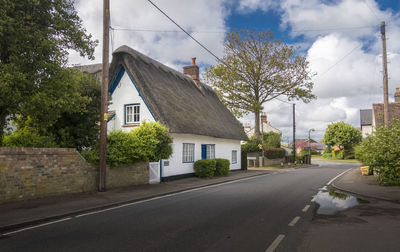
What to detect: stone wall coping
<box><xmin>0</xmin><ymin>147</ymin><xmax>77</xmax><ymax>155</ymax></box>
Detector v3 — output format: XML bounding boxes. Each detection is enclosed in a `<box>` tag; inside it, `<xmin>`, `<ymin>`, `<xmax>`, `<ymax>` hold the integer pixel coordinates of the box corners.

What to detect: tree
<box><xmin>262</xmin><ymin>131</ymin><xmax>281</xmax><ymax>148</ymax></box>
<box><xmin>0</xmin><ymin>0</ymin><xmax>97</xmax><ymax>143</ymax></box>
<box><xmin>323</xmin><ymin>121</ymin><xmax>362</xmax><ymax>152</ymax></box>
<box><xmin>3</xmin><ymin>70</ymin><xmax>101</xmax><ymax>150</ymax></box>
<box><xmin>205</xmin><ymin>30</ymin><xmax>315</xmax><ymax>140</ymax></box>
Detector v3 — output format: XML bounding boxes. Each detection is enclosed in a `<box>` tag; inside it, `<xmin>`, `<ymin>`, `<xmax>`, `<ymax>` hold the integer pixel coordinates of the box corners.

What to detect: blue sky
<box><xmin>70</xmin><ymin>0</ymin><xmax>400</xmax><ymax>140</ymax></box>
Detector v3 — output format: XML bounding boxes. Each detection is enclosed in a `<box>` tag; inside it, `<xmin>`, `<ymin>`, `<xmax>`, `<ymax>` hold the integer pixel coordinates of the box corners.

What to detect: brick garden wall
<box><xmin>0</xmin><ymin>147</ymin><xmax>149</xmax><ymax>204</ymax></box>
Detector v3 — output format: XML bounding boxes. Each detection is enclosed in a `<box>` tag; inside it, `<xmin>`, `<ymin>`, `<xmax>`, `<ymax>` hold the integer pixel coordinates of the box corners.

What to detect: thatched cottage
<box><xmin>107</xmin><ymin>45</ymin><xmax>248</xmax><ymax>181</ymax></box>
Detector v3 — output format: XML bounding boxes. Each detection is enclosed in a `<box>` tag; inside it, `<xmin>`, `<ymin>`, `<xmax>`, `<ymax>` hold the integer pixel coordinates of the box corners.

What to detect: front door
<box><xmin>201</xmin><ymin>144</ymin><xmax>207</xmax><ymax>159</ymax></box>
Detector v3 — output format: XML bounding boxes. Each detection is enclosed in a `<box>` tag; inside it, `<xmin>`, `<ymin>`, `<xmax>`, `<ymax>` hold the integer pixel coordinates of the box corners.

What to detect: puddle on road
<box><xmin>312</xmin><ymin>189</ymin><xmax>370</xmax><ymax>215</ymax></box>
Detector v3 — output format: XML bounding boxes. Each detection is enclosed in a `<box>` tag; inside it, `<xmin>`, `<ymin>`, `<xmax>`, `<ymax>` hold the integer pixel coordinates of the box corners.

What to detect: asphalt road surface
<box><xmin>1</xmin><ymin>163</ymin><xmax>356</xmax><ymax>252</ymax></box>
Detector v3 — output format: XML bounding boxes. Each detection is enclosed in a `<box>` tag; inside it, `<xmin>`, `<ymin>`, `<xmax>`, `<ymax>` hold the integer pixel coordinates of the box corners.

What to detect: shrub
<box><xmin>264</xmin><ymin>147</ymin><xmax>286</xmax><ymax>159</ymax></box>
<box><xmin>241</xmin><ymin>137</ymin><xmax>261</xmax><ymax>153</ymax></box>
<box><xmin>83</xmin><ymin>122</ymin><xmax>173</xmax><ymax>167</ymax></box>
<box><xmin>2</xmin><ymin>127</ymin><xmax>58</xmax><ymax>148</ymax></box>
<box><xmin>194</xmin><ymin>159</ymin><xmax>216</xmax><ymax>178</ymax></box>
<box><xmin>355</xmin><ymin>120</ymin><xmax>400</xmax><ymax>185</ymax></box>
<box><xmin>262</xmin><ymin>131</ymin><xmax>281</xmax><ymax>148</ymax></box>
<box><xmin>215</xmin><ymin>158</ymin><xmax>230</xmax><ymax>176</ymax></box>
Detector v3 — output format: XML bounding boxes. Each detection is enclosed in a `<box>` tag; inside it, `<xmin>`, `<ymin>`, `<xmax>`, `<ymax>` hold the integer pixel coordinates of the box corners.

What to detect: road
<box><xmin>1</xmin><ymin>163</ymin><xmax>356</xmax><ymax>252</ymax></box>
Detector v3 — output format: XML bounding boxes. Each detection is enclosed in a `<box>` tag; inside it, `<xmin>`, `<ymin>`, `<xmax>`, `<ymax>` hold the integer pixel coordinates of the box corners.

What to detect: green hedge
<box><xmin>194</xmin><ymin>159</ymin><xmax>216</xmax><ymax>178</ymax></box>
<box><xmin>82</xmin><ymin>122</ymin><xmax>173</xmax><ymax>168</ymax></box>
<box><xmin>2</xmin><ymin>127</ymin><xmax>58</xmax><ymax>148</ymax></box>
<box><xmin>355</xmin><ymin>120</ymin><xmax>400</xmax><ymax>185</ymax></box>
<box><xmin>264</xmin><ymin>147</ymin><xmax>286</xmax><ymax>159</ymax></box>
<box><xmin>215</xmin><ymin>158</ymin><xmax>230</xmax><ymax>176</ymax></box>
<box><xmin>241</xmin><ymin>138</ymin><xmax>261</xmax><ymax>153</ymax></box>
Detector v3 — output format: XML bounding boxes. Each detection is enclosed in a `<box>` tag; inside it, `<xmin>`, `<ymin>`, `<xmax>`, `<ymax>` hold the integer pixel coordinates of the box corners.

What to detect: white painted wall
<box><xmin>162</xmin><ymin>133</ymin><xmax>242</xmax><ymax>177</ymax></box>
<box><xmin>107</xmin><ymin>71</ymin><xmax>242</xmax><ymax>178</ymax></box>
<box><xmin>107</xmin><ymin>72</ymin><xmax>155</xmax><ymax>132</ymax></box>
<box><xmin>361</xmin><ymin>125</ymin><xmax>373</xmax><ymax>138</ymax></box>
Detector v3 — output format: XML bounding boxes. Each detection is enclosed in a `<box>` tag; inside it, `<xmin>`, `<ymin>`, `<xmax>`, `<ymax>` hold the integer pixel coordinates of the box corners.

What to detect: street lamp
<box><xmin>308</xmin><ymin>128</ymin><xmax>315</xmax><ymax>163</ymax></box>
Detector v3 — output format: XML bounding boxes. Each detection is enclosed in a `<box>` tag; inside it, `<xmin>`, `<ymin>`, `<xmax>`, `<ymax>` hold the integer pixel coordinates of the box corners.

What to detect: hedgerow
<box><xmin>82</xmin><ymin>122</ymin><xmax>172</xmax><ymax>168</ymax></box>
<box><xmin>355</xmin><ymin>120</ymin><xmax>400</xmax><ymax>185</ymax></box>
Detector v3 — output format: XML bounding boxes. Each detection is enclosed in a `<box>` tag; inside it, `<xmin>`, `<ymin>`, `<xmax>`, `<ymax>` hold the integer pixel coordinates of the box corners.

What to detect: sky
<box><xmin>69</xmin><ymin>0</ymin><xmax>400</xmax><ymax>142</ymax></box>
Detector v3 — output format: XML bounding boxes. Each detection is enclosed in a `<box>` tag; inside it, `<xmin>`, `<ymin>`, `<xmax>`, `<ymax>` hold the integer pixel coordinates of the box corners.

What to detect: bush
<box><xmin>355</xmin><ymin>120</ymin><xmax>400</xmax><ymax>185</ymax></box>
<box><xmin>264</xmin><ymin>147</ymin><xmax>286</xmax><ymax>159</ymax></box>
<box><xmin>262</xmin><ymin>131</ymin><xmax>281</xmax><ymax>148</ymax></box>
<box><xmin>194</xmin><ymin>159</ymin><xmax>216</xmax><ymax>178</ymax></box>
<box><xmin>215</xmin><ymin>158</ymin><xmax>230</xmax><ymax>176</ymax></box>
<box><xmin>241</xmin><ymin>137</ymin><xmax>261</xmax><ymax>153</ymax></box>
<box><xmin>83</xmin><ymin>122</ymin><xmax>173</xmax><ymax>167</ymax></box>
<box><xmin>2</xmin><ymin>127</ymin><xmax>58</xmax><ymax>148</ymax></box>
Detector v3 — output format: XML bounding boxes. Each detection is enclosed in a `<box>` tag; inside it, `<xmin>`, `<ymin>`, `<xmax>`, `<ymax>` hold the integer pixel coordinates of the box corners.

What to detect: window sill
<box><xmin>122</xmin><ymin>124</ymin><xmax>139</xmax><ymax>127</ymax></box>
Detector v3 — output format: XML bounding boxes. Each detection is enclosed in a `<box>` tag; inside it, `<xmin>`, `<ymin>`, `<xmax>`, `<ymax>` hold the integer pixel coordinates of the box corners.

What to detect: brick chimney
<box><xmin>183</xmin><ymin>57</ymin><xmax>200</xmax><ymax>87</ymax></box>
<box><xmin>261</xmin><ymin>113</ymin><xmax>267</xmax><ymax>123</ymax></box>
<box><xmin>395</xmin><ymin>88</ymin><xmax>400</xmax><ymax>102</ymax></box>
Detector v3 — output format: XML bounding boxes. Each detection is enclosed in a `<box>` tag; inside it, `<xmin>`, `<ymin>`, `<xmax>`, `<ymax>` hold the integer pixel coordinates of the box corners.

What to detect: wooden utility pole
<box><xmin>99</xmin><ymin>0</ymin><xmax>110</xmax><ymax>192</ymax></box>
<box><xmin>292</xmin><ymin>104</ymin><xmax>296</xmax><ymax>163</ymax></box>
<box><xmin>381</xmin><ymin>21</ymin><xmax>389</xmax><ymax>128</ymax></box>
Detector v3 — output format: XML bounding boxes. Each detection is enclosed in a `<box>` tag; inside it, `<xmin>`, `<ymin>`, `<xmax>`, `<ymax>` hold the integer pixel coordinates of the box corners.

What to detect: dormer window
<box><xmin>125</xmin><ymin>104</ymin><xmax>140</xmax><ymax>124</ymax></box>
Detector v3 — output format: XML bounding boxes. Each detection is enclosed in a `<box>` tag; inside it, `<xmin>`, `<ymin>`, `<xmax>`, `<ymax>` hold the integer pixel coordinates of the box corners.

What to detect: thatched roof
<box><xmin>109</xmin><ymin>45</ymin><xmax>248</xmax><ymax>141</ymax></box>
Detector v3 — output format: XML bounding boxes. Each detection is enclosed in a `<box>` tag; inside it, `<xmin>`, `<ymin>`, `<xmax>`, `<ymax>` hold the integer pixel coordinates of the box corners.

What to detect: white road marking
<box><xmin>1</xmin><ymin>218</ymin><xmax>72</xmax><ymax>236</ymax></box>
<box><xmin>311</xmin><ymin>197</ymin><xmax>315</xmax><ymax>202</ymax></box>
<box><xmin>327</xmin><ymin>168</ymin><xmax>353</xmax><ymax>185</ymax></box>
<box><xmin>77</xmin><ymin>173</ymin><xmax>274</xmax><ymax>218</ymax></box>
<box><xmin>302</xmin><ymin>205</ymin><xmax>310</xmax><ymax>212</ymax></box>
<box><xmin>1</xmin><ymin>173</ymin><xmax>275</xmax><ymax>235</ymax></box>
<box><xmin>288</xmin><ymin>216</ymin><xmax>301</xmax><ymax>227</ymax></box>
<box><xmin>265</xmin><ymin>234</ymin><xmax>285</xmax><ymax>252</ymax></box>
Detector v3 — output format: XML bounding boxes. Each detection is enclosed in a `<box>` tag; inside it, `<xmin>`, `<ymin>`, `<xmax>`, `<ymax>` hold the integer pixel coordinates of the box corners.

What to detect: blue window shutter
<box><xmin>201</xmin><ymin>144</ymin><xmax>207</xmax><ymax>159</ymax></box>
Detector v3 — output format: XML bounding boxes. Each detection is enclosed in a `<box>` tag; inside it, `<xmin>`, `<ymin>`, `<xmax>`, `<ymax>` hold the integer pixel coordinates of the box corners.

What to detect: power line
<box><xmin>275</xmin><ymin>97</ymin><xmax>294</xmax><ymax>105</ymax></box>
<box><xmin>110</xmin><ymin>26</ymin><xmax>226</xmax><ymax>34</ymax></box>
<box><xmin>313</xmin><ymin>43</ymin><xmax>362</xmax><ymax>81</ymax></box>
<box><xmin>146</xmin><ymin>0</ymin><xmax>225</xmax><ymax>65</ymax></box>
<box><xmin>110</xmin><ymin>25</ymin><xmax>378</xmax><ymax>35</ymax></box>
<box><xmin>363</xmin><ymin>0</ymin><xmax>380</xmax><ymax>22</ymax></box>
<box><xmin>291</xmin><ymin>25</ymin><xmax>377</xmax><ymax>33</ymax></box>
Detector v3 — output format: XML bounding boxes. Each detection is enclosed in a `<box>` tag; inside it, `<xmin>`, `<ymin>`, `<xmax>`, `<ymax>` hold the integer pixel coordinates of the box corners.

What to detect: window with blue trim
<box><xmin>183</xmin><ymin>143</ymin><xmax>195</xmax><ymax>163</ymax></box>
<box><xmin>125</xmin><ymin>104</ymin><xmax>140</xmax><ymax>124</ymax></box>
<box><xmin>201</xmin><ymin>144</ymin><xmax>215</xmax><ymax>159</ymax></box>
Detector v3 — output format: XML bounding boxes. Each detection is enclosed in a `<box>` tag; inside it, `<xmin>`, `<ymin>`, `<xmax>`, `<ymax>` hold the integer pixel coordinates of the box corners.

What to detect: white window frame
<box><xmin>125</xmin><ymin>104</ymin><xmax>140</xmax><ymax>124</ymax></box>
<box><xmin>232</xmin><ymin>150</ymin><xmax>237</xmax><ymax>164</ymax></box>
<box><xmin>183</xmin><ymin>143</ymin><xmax>195</xmax><ymax>163</ymax></box>
<box><xmin>206</xmin><ymin>144</ymin><xmax>215</xmax><ymax>159</ymax></box>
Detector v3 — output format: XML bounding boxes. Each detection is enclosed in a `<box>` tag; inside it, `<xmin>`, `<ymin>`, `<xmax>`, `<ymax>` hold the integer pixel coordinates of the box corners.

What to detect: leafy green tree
<box><xmin>355</xmin><ymin>120</ymin><xmax>400</xmax><ymax>185</ymax></box>
<box><xmin>323</xmin><ymin>122</ymin><xmax>362</xmax><ymax>154</ymax></box>
<box><xmin>262</xmin><ymin>131</ymin><xmax>281</xmax><ymax>148</ymax></box>
<box><xmin>3</xmin><ymin>70</ymin><xmax>101</xmax><ymax>150</ymax></box>
<box><xmin>205</xmin><ymin>30</ymin><xmax>315</xmax><ymax>140</ymax></box>
<box><xmin>0</xmin><ymin>0</ymin><xmax>97</xmax><ymax>143</ymax></box>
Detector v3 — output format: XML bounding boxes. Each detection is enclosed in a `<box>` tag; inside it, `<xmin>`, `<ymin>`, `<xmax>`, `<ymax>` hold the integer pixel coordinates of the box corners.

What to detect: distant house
<box><xmin>290</xmin><ymin>139</ymin><xmax>325</xmax><ymax>154</ymax></box>
<box><xmin>360</xmin><ymin>109</ymin><xmax>373</xmax><ymax>138</ymax></box>
<box><xmin>244</xmin><ymin>120</ymin><xmax>281</xmax><ymax>139</ymax></box>
<box><xmin>106</xmin><ymin>45</ymin><xmax>248</xmax><ymax>181</ymax></box>
<box><xmin>360</xmin><ymin>87</ymin><xmax>400</xmax><ymax>137</ymax></box>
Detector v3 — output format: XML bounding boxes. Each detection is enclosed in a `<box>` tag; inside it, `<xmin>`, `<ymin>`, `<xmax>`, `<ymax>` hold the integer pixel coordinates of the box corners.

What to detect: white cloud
<box><xmin>69</xmin><ymin>0</ymin><xmax>228</xmax><ymax>66</ymax></box>
<box><xmin>280</xmin><ymin>0</ymin><xmax>392</xmax><ymax>39</ymax></box>
<box><xmin>70</xmin><ymin>0</ymin><xmax>400</xmax><ymax>141</ymax></box>
<box><xmin>236</xmin><ymin>0</ymin><xmax>280</xmax><ymax>13</ymax></box>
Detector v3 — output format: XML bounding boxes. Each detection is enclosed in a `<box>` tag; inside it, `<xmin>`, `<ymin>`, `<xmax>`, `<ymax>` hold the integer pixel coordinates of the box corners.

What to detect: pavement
<box><xmin>330</xmin><ymin>166</ymin><xmax>400</xmax><ymax>203</ymax></box>
<box><xmin>1</xmin><ymin>162</ymin><xmax>400</xmax><ymax>234</ymax></box>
